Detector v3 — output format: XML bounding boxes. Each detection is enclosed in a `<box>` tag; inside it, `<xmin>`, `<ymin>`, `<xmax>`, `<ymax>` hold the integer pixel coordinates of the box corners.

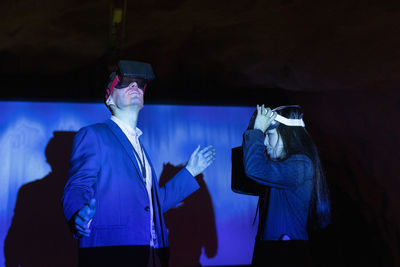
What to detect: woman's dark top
<box><xmin>243</xmin><ymin>129</ymin><xmax>314</xmax><ymax>240</ymax></box>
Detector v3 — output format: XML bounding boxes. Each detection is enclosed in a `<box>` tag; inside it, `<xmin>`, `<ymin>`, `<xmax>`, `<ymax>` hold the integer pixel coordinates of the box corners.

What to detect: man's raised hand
<box><xmin>186</xmin><ymin>145</ymin><xmax>216</xmax><ymax>177</ymax></box>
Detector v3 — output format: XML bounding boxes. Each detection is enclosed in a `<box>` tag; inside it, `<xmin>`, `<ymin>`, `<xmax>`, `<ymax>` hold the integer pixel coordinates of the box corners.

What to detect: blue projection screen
<box><xmin>0</xmin><ymin>101</ymin><xmax>258</xmax><ymax>266</ymax></box>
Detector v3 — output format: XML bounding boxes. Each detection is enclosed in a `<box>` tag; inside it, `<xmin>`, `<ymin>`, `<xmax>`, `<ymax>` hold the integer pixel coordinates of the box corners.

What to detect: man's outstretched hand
<box><xmin>186</xmin><ymin>145</ymin><xmax>216</xmax><ymax>177</ymax></box>
<box><xmin>71</xmin><ymin>198</ymin><xmax>96</xmax><ymax>237</ymax></box>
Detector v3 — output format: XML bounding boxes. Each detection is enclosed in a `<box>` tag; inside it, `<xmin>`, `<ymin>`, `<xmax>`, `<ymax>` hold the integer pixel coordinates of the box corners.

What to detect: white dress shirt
<box><xmin>111</xmin><ymin>116</ymin><xmax>158</xmax><ymax>247</ymax></box>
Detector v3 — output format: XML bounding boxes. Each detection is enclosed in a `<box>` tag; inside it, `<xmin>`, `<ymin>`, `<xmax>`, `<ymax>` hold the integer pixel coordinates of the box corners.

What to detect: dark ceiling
<box><xmin>1</xmin><ymin>0</ymin><xmax>399</xmax><ymax>105</ymax></box>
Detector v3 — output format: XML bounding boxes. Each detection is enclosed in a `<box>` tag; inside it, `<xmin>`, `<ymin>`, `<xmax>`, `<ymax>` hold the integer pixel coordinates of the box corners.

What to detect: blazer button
<box><xmin>145</xmin><ymin>206</ymin><xmax>150</xmax><ymax>212</ymax></box>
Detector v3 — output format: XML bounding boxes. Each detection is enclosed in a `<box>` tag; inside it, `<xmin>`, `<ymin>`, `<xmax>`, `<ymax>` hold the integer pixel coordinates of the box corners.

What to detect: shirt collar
<box><xmin>111</xmin><ymin>115</ymin><xmax>143</xmax><ymax>138</ymax></box>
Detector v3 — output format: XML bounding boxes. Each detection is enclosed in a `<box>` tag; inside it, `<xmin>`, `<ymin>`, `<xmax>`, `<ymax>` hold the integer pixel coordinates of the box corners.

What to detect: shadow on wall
<box><xmin>159</xmin><ymin>163</ymin><xmax>218</xmax><ymax>267</ymax></box>
<box><xmin>4</xmin><ymin>131</ymin><xmax>78</xmax><ymax>267</ymax></box>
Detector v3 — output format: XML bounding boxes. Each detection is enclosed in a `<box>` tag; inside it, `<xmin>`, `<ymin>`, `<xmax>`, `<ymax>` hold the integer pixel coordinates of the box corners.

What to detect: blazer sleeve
<box><xmin>243</xmin><ymin>129</ymin><xmax>313</xmax><ymax>189</ymax></box>
<box><xmin>62</xmin><ymin>126</ymin><xmax>101</xmax><ymax>222</ymax></box>
<box><xmin>158</xmin><ymin>168</ymin><xmax>200</xmax><ymax>213</ymax></box>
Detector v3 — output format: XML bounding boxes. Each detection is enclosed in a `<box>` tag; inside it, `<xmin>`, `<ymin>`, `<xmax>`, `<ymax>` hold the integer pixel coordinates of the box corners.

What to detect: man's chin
<box><xmin>128</xmin><ymin>100</ymin><xmax>144</xmax><ymax>109</ymax></box>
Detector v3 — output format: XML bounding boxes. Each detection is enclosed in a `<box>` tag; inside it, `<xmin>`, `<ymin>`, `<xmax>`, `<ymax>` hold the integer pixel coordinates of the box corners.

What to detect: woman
<box><xmin>243</xmin><ymin>105</ymin><xmax>330</xmax><ymax>266</ymax></box>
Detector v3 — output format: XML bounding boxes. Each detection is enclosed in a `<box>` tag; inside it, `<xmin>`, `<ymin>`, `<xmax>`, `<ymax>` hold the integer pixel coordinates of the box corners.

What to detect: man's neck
<box><xmin>113</xmin><ymin>107</ymin><xmax>140</xmax><ymax>129</ymax></box>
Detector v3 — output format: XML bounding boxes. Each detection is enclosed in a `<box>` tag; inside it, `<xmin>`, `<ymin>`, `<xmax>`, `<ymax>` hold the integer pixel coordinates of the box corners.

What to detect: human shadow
<box><xmin>159</xmin><ymin>163</ymin><xmax>218</xmax><ymax>267</ymax></box>
<box><xmin>4</xmin><ymin>131</ymin><xmax>78</xmax><ymax>267</ymax></box>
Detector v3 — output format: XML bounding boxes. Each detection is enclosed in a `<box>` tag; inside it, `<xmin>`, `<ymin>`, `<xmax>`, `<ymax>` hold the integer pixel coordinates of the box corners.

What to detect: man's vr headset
<box><xmin>105</xmin><ymin>60</ymin><xmax>155</xmax><ymax>101</ymax></box>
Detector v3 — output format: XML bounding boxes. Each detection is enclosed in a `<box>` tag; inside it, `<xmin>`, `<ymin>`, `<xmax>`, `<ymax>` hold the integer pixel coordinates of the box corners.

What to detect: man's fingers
<box><xmin>78</xmin><ymin>206</ymin><xmax>87</xmax><ymax>216</ymax></box>
<box><xmin>206</xmin><ymin>156</ymin><xmax>216</xmax><ymax>165</ymax></box>
<box><xmin>75</xmin><ymin>221</ymin><xmax>87</xmax><ymax>232</ymax></box>
<box><xmin>74</xmin><ymin>201</ymin><xmax>96</xmax><ymax>239</ymax></box>
<box><xmin>79</xmin><ymin>205</ymin><xmax>91</xmax><ymax>217</ymax></box>
<box><xmin>200</xmin><ymin>145</ymin><xmax>213</xmax><ymax>154</ymax></box>
<box><xmin>205</xmin><ymin>150</ymin><xmax>216</xmax><ymax>161</ymax></box>
<box><xmin>205</xmin><ymin>153</ymin><xmax>215</xmax><ymax>160</ymax></box>
<box><xmin>77</xmin><ymin>206</ymin><xmax>94</xmax><ymax>222</ymax></box>
<box><xmin>203</xmin><ymin>149</ymin><xmax>216</xmax><ymax>158</ymax></box>
<box><xmin>78</xmin><ymin>214</ymin><xmax>90</xmax><ymax>223</ymax></box>
<box><xmin>201</xmin><ymin>148</ymin><xmax>214</xmax><ymax>156</ymax></box>
<box><xmin>75</xmin><ymin>215</ymin><xmax>89</xmax><ymax>228</ymax></box>
<box><xmin>199</xmin><ymin>148</ymin><xmax>215</xmax><ymax>165</ymax></box>
<box><xmin>200</xmin><ymin>145</ymin><xmax>213</xmax><ymax>152</ymax></box>
<box><xmin>76</xmin><ymin>229</ymin><xmax>90</xmax><ymax>237</ymax></box>
<box><xmin>76</xmin><ymin>211</ymin><xmax>88</xmax><ymax>222</ymax></box>
<box><xmin>202</xmin><ymin>147</ymin><xmax>215</xmax><ymax>163</ymax></box>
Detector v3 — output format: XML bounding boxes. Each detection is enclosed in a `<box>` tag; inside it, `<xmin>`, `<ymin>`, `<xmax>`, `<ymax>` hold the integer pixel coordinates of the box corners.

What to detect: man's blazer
<box><xmin>62</xmin><ymin>119</ymin><xmax>200</xmax><ymax>248</ymax></box>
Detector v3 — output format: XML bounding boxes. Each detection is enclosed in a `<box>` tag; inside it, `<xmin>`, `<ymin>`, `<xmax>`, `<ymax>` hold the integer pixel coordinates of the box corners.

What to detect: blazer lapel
<box><xmin>141</xmin><ymin>144</ymin><xmax>159</xmax><ymax>189</ymax></box>
<box><xmin>105</xmin><ymin>119</ymin><xmax>148</xmax><ymax>192</ymax></box>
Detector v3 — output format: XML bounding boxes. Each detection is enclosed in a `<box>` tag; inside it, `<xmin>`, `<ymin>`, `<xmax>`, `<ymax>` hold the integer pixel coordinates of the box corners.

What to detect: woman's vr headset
<box><xmin>267</xmin><ymin>105</ymin><xmax>305</xmax><ymax>131</ymax></box>
<box><xmin>248</xmin><ymin>105</ymin><xmax>305</xmax><ymax>132</ymax></box>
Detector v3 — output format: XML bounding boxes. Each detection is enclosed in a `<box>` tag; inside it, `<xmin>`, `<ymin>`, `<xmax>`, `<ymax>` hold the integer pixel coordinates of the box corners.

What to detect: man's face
<box><xmin>110</xmin><ymin>81</ymin><xmax>145</xmax><ymax>111</ymax></box>
<box><xmin>264</xmin><ymin>128</ymin><xmax>284</xmax><ymax>159</ymax></box>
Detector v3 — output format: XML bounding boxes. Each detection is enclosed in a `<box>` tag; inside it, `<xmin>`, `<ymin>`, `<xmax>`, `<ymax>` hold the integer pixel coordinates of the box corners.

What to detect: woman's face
<box><xmin>264</xmin><ymin>128</ymin><xmax>284</xmax><ymax>159</ymax></box>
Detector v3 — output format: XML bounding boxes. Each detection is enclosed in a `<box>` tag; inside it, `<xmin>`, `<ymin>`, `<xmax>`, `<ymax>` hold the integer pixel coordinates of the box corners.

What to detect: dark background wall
<box><xmin>1</xmin><ymin>0</ymin><xmax>399</xmax><ymax>266</ymax></box>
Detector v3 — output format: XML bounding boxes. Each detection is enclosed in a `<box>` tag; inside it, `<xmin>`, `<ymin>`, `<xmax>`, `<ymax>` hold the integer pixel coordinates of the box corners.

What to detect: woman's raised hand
<box><xmin>253</xmin><ymin>104</ymin><xmax>277</xmax><ymax>133</ymax></box>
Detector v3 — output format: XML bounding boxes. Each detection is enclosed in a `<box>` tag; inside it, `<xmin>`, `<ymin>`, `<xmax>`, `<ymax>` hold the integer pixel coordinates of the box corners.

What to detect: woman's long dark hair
<box><xmin>275</xmin><ymin>106</ymin><xmax>331</xmax><ymax>230</ymax></box>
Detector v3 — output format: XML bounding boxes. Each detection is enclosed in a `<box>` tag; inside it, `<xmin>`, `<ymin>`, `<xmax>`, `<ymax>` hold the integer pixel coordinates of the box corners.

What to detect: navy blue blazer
<box><xmin>62</xmin><ymin>119</ymin><xmax>200</xmax><ymax>248</ymax></box>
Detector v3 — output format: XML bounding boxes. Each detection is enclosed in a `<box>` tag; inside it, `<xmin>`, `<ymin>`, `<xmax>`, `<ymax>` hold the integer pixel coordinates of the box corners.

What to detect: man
<box><xmin>62</xmin><ymin>60</ymin><xmax>215</xmax><ymax>267</ymax></box>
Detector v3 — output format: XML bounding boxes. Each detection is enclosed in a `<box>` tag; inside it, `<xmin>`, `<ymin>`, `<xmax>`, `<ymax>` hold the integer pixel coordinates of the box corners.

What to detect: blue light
<box><xmin>0</xmin><ymin>101</ymin><xmax>257</xmax><ymax>266</ymax></box>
